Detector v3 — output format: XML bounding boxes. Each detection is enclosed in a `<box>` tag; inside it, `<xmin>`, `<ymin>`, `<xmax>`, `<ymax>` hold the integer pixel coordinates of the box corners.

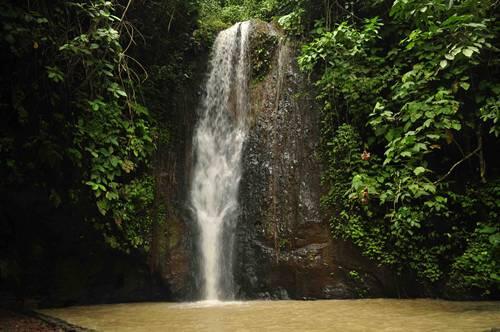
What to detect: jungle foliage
<box><xmin>0</xmin><ymin>0</ymin><xmax>200</xmax><ymax>251</ymax></box>
<box><xmin>0</xmin><ymin>0</ymin><xmax>156</xmax><ymax>253</ymax></box>
<box><xmin>297</xmin><ymin>0</ymin><xmax>499</xmax><ymax>296</ymax></box>
<box><xmin>0</xmin><ymin>0</ymin><xmax>202</xmax><ymax>303</ymax></box>
<box><xmin>195</xmin><ymin>0</ymin><xmax>315</xmax><ymax>41</ymax></box>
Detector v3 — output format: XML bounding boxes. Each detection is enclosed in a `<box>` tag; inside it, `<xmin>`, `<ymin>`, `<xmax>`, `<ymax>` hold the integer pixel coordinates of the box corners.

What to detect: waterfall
<box><xmin>190</xmin><ymin>21</ymin><xmax>251</xmax><ymax>301</ymax></box>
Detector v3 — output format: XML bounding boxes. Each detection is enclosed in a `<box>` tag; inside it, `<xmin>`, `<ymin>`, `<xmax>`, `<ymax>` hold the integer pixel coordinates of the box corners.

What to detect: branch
<box><xmin>167</xmin><ymin>7</ymin><xmax>176</xmax><ymax>33</ymax></box>
<box><xmin>120</xmin><ymin>0</ymin><xmax>133</xmax><ymax>22</ymax></box>
<box><xmin>434</xmin><ymin>146</ymin><xmax>480</xmax><ymax>184</ymax></box>
<box><xmin>333</xmin><ymin>0</ymin><xmax>363</xmax><ymax>22</ymax></box>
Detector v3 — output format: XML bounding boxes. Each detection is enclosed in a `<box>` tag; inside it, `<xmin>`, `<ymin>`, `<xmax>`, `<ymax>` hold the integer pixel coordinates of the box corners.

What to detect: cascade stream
<box><xmin>190</xmin><ymin>21</ymin><xmax>251</xmax><ymax>301</ymax></box>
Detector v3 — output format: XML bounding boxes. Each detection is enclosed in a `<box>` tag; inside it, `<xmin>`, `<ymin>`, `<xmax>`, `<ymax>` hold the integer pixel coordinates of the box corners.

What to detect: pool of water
<box><xmin>40</xmin><ymin>299</ymin><xmax>500</xmax><ymax>332</ymax></box>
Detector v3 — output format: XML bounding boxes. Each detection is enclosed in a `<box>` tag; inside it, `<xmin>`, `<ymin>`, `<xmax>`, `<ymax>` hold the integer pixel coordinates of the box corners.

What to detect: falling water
<box><xmin>190</xmin><ymin>21</ymin><xmax>251</xmax><ymax>300</ymax></box>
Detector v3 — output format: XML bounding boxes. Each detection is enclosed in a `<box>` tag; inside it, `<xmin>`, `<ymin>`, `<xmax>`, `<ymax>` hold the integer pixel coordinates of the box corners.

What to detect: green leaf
<box><xmin>462</xmin><ymin>48</ymin><xmax>473</xmax><ymax>57</ymax></box>
<box><xmin>479</xmin><ymin>226</ymin><xmax>497</xmax><ymax>234</ymax></box>
<box><xmin>116</xmin><ymin>89</ymin><xmax>127</xmax><ymax>97</ymax></box>
<box><xmin>440</xmin><ymin>60</ymin><xmax>447</xmax><ymax>69</ymax></box>
<box><xmin>352</xmin><ymin>174</ymin><xmax>364</xmax><ymax>190</ymax></box>
<box><xmin>414</xmin><ymin>166</ymin><xmax>426</xmax><ymax>176</ymax></box>
<box><xmin>459</xmin><ymin>82</ymin><xmax>470</xmax><ymax>91</ymax></box>
<box><xmin>488</xmin><ymin>233</ymin><xmax>500</xmax><ymax>245</ymax></box>
<box><xmin>110</xmin><ymin>156</ymin><xmax>120</xmax><ymax>167</ymax></box>
<box><xmin>96</xmin><ymin>199</ymin><xmax>108</xmax><ymax>215</ymax></box>
<box><xmin>444</xmin><ymin>53</ymin><xmax>454</xmax><ymax>61</ymax></box>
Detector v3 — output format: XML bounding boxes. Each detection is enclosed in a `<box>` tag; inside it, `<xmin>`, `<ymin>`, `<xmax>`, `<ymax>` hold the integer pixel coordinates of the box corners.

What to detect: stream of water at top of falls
<box><xmin>190</xmin><ymin>21</ymin><xmax>251</xmax><ymax>301</ymax></box>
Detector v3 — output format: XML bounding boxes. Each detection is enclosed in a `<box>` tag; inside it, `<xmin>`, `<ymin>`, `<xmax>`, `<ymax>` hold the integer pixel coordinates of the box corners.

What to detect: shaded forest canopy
<box><xmin>0</xmin><ymin>0</ymin><xmax>498</xmax><ymax>304</ymax></box>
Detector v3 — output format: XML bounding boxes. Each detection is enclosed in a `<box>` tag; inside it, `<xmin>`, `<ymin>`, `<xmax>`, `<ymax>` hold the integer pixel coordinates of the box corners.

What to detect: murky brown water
<box><xmin>41</xmin><ymin>299</ymin><xmax>500</xmax><ymax>332</ymax></box>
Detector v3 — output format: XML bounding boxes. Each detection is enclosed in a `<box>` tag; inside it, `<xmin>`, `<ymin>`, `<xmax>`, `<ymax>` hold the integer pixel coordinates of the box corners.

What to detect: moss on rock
<box><xmin>250</xmin><ymin>30</ymin><xmax>278</xmax><ymax>83</ymax></box>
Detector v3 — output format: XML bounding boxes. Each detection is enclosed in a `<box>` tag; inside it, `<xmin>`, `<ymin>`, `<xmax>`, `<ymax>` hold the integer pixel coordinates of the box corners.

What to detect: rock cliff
<box><xmin>235</xmin><ymin>21</ymin><xmax>395</xmax><ymax>299</ymax></box>
<box><xmin>152</xmin><ymin>20</ymin><xmax>397</xmax><ymax>300</ymax></box>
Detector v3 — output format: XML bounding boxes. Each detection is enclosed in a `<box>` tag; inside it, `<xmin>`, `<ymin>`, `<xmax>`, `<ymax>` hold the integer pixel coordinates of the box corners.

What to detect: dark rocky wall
<box><xmin>150</xmin><ymin>73</ymin><xmax>204</xmax><ymax>300</ymax></box>
<box><xmin>0</xmin><ymin>191</ymin><xmax>168</xmax><ymax>308</ymax></box>
<box><xmin>148</xmin><ymin>55</ymin><xmax>207</xmax><ymax>301</ymax></box>
<box><xmin>234</xmin><ymin>21</ymin><xmax>397</xmax><ymax>299</ymax></box>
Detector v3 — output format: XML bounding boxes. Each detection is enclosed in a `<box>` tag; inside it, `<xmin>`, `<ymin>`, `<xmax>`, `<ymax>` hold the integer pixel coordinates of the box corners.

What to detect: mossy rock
<box><xmin>250</xmin><ymin>30</ymin><xmax>279</xmax><ymax>83</ymax></box>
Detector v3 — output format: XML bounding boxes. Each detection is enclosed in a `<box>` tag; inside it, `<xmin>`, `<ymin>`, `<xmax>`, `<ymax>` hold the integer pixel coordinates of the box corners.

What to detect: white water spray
<box><xmin>190</xmin><ymin>22</ymin><xmax>251</xmax><ymax>300</ymax></box>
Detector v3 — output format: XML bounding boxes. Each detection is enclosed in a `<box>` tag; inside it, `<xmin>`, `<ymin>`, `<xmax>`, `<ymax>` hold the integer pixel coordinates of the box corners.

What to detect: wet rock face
<box><xmin>148</xmin><ymin>54</ymin><xmax>207</xmax><ymax>301</ymax></box>
<box><xmin>235</xmin><ymin>21</ymin><xmax>394</xmax><ymax>299</ymax></box>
